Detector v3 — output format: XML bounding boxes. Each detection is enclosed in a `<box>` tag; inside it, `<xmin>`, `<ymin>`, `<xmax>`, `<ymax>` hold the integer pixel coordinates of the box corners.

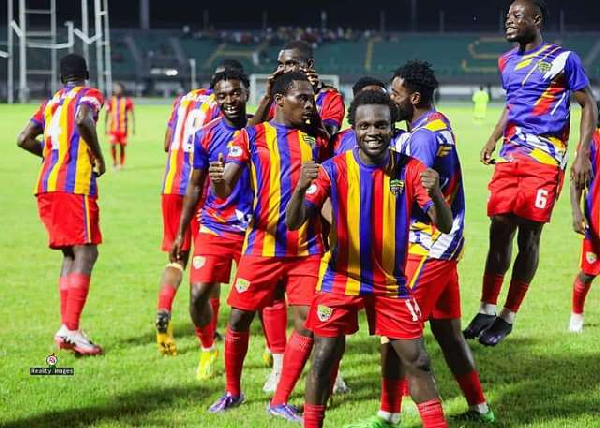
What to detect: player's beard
<box><xmin>395</xmin><ymin>102</ymin><xmax>413</xmax><ymax>123</ymax></box>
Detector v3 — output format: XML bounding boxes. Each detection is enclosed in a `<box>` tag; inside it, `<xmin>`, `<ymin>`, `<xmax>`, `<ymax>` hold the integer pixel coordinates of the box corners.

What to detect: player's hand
<box><xmin>572</xmin><ymin>210</ymin><xmax>588</xmax><ymax>235</ymax></box>
<box><xmin>265</xmin><ymin>69</ymin><xmax>285</xmax><ymax>99</ymax></box>
<box><xmin>571</xmin><ymin>155</ymin><xmax>593</xmax><ymax>191</ymax></box>
<box><xmin>301</xmin><ymin>66</ymin><xmax>319</xmax><ymax>89</ymax></box>
<box><xmin>94</xmin><ymin>158</ymin><xmax>106</xmax><ymax>177</ymax></box>
<box><xmin>169</xmin><ymin>235</ymin><xmax>184</xmax><ymax>263</ymax></box>
<box><xmin>420</xmin><ymin>168</ymin><xmax>441</xmax><ymax>196</ymax></box>
<box><xmin>298</xmin><ymin>161</ymin><xmax>320</xmax><ymax>192</ymax></box>
<box><xmin>209</xmin><ymin>152</ymin><xmax>226</xmax><ymax>184</ymax></box>
<box><xmin>480</xmin><ymin>139</ymin><xmax>496</xmax><ymax>165</ymax></box>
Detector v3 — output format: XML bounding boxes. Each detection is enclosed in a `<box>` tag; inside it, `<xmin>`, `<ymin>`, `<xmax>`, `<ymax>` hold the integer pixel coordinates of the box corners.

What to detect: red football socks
<box><xmin>417</xmin><ymin>399</ymin><xmax>448</xmax><ymax>428</ymax></box>
<box><xmin>261</xmin><ymin>299</ymin><xmax>287</xmax><ymax>354</ymax></box>
<box><xmin>209</xmin><ymin>298</ymin><xmax>220</xmax><ymax>335</ymax></box>
<box><xmin>572</xmin><ymin>277</ymin><xmax>592</xmax><ymax>314</ymax></box>
<box><xmin>480</xmin><ymin>273</ymin><xmax>504</xmax><ymax>305</ymax></box>
<box><xmin>303</xmin><ymin>403</ymin><xmax>326</xmax><ymax>428</ymax></box>
<box><xmin>505</xmin><ymin>279</ymin><xmax>529</xmax><ymax>312</ymax></box>
<box><xmin>271</xmin><ymin>331</ymin><xmax>314</xmax><ymax>405</ymax></box>
<box><xmin>157</xmin><ymin>283</ymin><xmax>177</xmax><ymax>312</ymax></box>
<box><xmin>64</xmin><ymin>273</ymin><xmax>91</xmax><ymax>331</ymax></box>
<box><xmin>195</xmin><ymin>324</ymin><xmax>214</xmax><ymax>350</ymax></box>
<box><xmin>224</xmin><ymin>326</ymin><xmax>249</xmax><ymax>397</ymax></box>
<box><xmin>380</xmin><ymin>377</ymin><xmax>405</xmax><ymax>414</ymax></box>
<box><xmin>59</xmin><ymin>275</ymin><xmax>70</xmax><ymax>324</ymax></box>
<box><xmin>455</xmin><ymin>370</ymin><xmax>486</xmax><ymax>406</ymax></box>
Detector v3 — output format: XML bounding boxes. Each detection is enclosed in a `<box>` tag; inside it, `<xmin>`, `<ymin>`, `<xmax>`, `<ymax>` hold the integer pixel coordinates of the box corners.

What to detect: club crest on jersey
<box><xmin>317</xmin><ymin>305</ymin><xmax>333</xmax><ymax>322</ymax></box>
<box><xmin>586</xmin><ymin>252</ymin><xmax>597</xmax><ymax>265</ymax></box>
<box><xmin>235</xmin><ymin>278</ymin><xmax>250</xmax><ymax>293</ymax></box>
<box><xmin>537</xmin><ymin>61</ymin><xmax>552</xmax><ymax>74</ymax></box>
<box><xmin>302</xmin><ymin>134</ymin><xmax>316</xmax><ymax>148</ymax></box>
<box><xmin>306</xmin><ymin>184</ymin><xmax>318</xmax><ymax>195</ymax></box>
<box><xmin>192</xmin><ymin>256</ymin><xmax>206</xmax><ymax>269</ymax></box>
<box><xmin>390</xmin><ymin>179</ymin><xmax>405</xmax><ymax>195</ymax></box>
<box><xmin>228</xmin><ymin>146</ymin><xmax>243</xmax><ymax>158</ymax></box>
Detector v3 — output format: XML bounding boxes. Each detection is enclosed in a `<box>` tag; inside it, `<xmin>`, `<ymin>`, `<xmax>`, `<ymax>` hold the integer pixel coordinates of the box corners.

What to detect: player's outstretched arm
<box><xmin>570</xmin><ymin>178</ymin><xmax>587</xmax><ymax>235</ymax></box>
<box><xmin>480</xmin><ymin>106</ymin><xmax>509</xmax><ymax>164</ymax></box>
<box><xmin>421</xmin><ymin>168</ymin><xmax>453</xmax><ymax>234</ymax></box>
<box><xmin>76</xmin><ymin>104</ymin><xmax>106</xmax><ymax>177</ymax></box>
<box><xmin>571</xmin><ymin>86</ymin><xmax>598</xmax><ymax>190</ymax></box>
<box><xmin>209</xmin><ymin>153</ymin><xmax>243</xmax><ymax>199</ymax></box>
<box><xmin>286</xmin><ymin>162</ymin><xmax>320</xmax><ymax>230</ymax></box>
<box><xmin>17</xmin><ymin>122</ymin><xmax>43</xmax><ymax>158</ymax></box>
<box><xmin>170</xmin><ymin>168</ymin><xmax>206</xmax><ymax>262</ymax></box>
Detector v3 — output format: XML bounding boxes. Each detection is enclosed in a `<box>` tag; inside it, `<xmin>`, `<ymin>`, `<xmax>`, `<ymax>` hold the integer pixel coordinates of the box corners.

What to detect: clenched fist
<box><xmin>298</xmin><ymin>161</ymin><xmax>320</xmax><ymax>193</ymax></box>
<box><xmin>209</xmin><ymin>152</ymin><xmax>225</xmax><ymax>184</ymax></box>
<box><xmin>420</xmin><ymin>168</ymin><xmax>441</xmax><ymax>196</ymax></box>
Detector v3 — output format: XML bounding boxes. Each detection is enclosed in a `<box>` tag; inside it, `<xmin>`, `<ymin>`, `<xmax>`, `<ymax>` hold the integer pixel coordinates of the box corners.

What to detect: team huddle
<box><xmin>16</xmin><ymin>1</ymin><xmax>600</xmax><ymax>427</ymax></box>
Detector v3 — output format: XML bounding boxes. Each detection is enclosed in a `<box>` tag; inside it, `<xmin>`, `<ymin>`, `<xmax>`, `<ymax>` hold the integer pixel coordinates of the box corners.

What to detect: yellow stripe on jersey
<box><xmin>529</xmin><ymin>147</ymin><xmax>559</xmax><ymax>165</ymax></box>
<box><xmin>345</xmin><ymin>150</ymin><xmax>362</xmax><ymax>295</ymax></box>
<box><xmin>407</xmin><ymin>255</ymin><xmax>428</xmax><ymax>290</ymax></box>
<box><xmin>263</xmin><ymin>123</ymin><xmax>280</xmax><ymax>257</ymax></box>
<box><xmin>423</xmin><ymin>119</ymin><xmax>447</xmax><ymax>133</ymax></box>
<box><xmin>381</xmin><ymin>172</ymin><xmax>398</xmax><ymax>293</ymax></box>
<box><xmin>73</xmin><ymin>134</ymin><xmax>92</xmax><ymax>194</ymax></box>
<box><xmin>297</xmin><ymin>131</ymin><xmax>315</xmax><ymax>256</ymax></box>
<box><xmin>46</xmin><ymin>91</ymin><xmax>76</xmax><ymax>191</ymax></box>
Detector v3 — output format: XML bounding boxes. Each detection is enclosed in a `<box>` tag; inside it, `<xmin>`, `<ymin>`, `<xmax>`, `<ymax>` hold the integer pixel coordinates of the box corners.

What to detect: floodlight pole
<box><xmin>7</xmin><ymin>0</ymin><xmax>14</xmax><ymax>103</ymax></box>
<box><xmin>94</xmin><ymin>0</ymin><xmax>104</xmax><ymax>93</ymax></box>
<box><xmin>50</xmin><ymin>0</ymin><xmax>57</xmax><ymax>93</ymax></box>
<box><xmin>189</xmin><ymin>58</ymin><xmax>197</xmax><ymax>89</ymax></box>
<box><xmin>103</xmin><ymin>0</ymin><xmax>112</xmax><ymax>93</ymax></box>
<box><xmin>18</xmin><ymin>0</ymin><xmax>26</xmax><ymax>103</ymax></box>
<box><xmin>81</xmin><ymin>0</ymin><xmax>90</xmax><ymax>67</ymax></box>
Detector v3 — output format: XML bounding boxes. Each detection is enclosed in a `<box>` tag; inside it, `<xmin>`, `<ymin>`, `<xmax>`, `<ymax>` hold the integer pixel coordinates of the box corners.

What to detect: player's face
<box><xmin>505</xmin><ymin>1</ymin><xmax>540</xmax><ymax>43</ymax></box>
<box><xmin>277</xmin><ymin>49</ymin><xmax>312</xmax><ymax>73</ymax></box>
<box><xmin>354</xmin><ymin>104</ymin><xmax>393</xmax><ymax>163</ymax></box>
<box><xmin>113</xmin><ymin>84</ymin><xmax>123</xmax><ymax>96</ymax></box>
<box><xmin>214</xmin><ymin>78</ymin><xmax>248</xmax><ymax>121</ymax></box>
<box><xmin>390</xmin><ymin>77</ymin><xmax>414</xmax><ymax>122</ymax></box>
<box><xmin>279</xmin><ymin>80</ymin><xmax>316</xmax><ymax>127</ymax></box>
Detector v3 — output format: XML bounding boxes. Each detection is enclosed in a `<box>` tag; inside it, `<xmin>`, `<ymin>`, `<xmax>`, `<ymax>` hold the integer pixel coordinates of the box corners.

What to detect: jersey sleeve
<box><xmin>316</xmin><ymin>134</ymin><xmax>333</xmax><ymax>162</ymax></box>
<box><xmin>167</xmin><ymin>96</ymin><xmax>182</xmax><ymax>130</ymax></box>
<box><xmin>226</xmin><ymin>128</ymin><xmax>251</xmax><ymax>164</ymax></box>
<box><xmin>565</xmin><ymin>51</ymin><xmax>590</xmax><ymax>91</ymax></box>
<box><xmin>406</xmin><ymin>158</ymin><xmax>434</xmax><ymax>214</ymax></box>
<box><xmin>30</xmin><ymin>100</ymin><xmax>47</xmax><ymax>130</ymax></box>
<box><xmin>304</xmin><ymin>163</ymin><xmax>332</xmax><ymax>209</ymax></box>
<box><xmin>406</xmin><ymin>129</ymin><xmax>437</xmax><ymax>167</ymax></box>
<box><xmin>320</xmin><ymin>91</ymin><xmax>345</xmax><ymax>129</ymax></box>
<box><xmin>193</xmin><ymin>129</ymin><xmax>210</xmax><ymax>171</ymax></box>
<box><xmin>80</xmin><ymin>88</ymin><xmax>104</xmax><ymax>118</ymax></box>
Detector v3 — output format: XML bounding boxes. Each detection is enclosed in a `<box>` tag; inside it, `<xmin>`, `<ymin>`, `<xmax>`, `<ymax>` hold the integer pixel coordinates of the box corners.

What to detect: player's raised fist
<box><xmin>298</xmin><ymin>161</ymin><xmax>320</xmax><ymax>192</ymax></box>
<box><xmin>420</xmin><ymin>168</ymin><xmax>440</xmax><ymax>195</ymax></box>
<box><xmin>209</xmin><ymin>153</ymin><xmax>225</xmax><ymax>183</ymax></box>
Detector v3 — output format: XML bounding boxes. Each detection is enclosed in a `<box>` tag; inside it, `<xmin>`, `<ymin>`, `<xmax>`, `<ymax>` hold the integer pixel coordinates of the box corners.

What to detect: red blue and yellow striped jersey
<box><xmin>401</xmin><ymin>110</ymin><xmax>465</xmax><ymax>261</ymax></box>
<box><xmin>193</xmin><ymin>117</ymin><xmax>253</xmax><ymax>236</ymax></box>
<box><xmin>498</xmin><ymin>43</ymin><xmax>589</xmax><ymax>169</ymax></box>
<box><xmin>268</xmin><ymin>85</ymin><xmax>345</xmax><ymax>129</ymax></box>
<box><xmin>162</xmin><ymin>88</ymin><xmax>220</xmax><ymax>195</ymax></box>
<box><xmin>226</xmin><ymin>120</ymin><xmax>329</xmax><ymax>257</ymax></box>
<box><xmin>106</xmin><ymin>96</ymin><xmax>134</xmax><ymax>134</ymax></box>
<box><xmin>31</xmin><ymin>85</ymin><xmax>104</xmax><ymax>196</ymax></box>
<box><xmin>332</xmin><ymin>129</ymin><xmax>357</xmax><ymax>156</ymax></box>
<box><xmin>305</xmin><ymin>148</ymin><xmax>433</xmax><ymax>298</ymax></box>
<box><xmin>584</xmin><ymin>129</ymin><xmax>600</xmax><ymax>244</ymax></box>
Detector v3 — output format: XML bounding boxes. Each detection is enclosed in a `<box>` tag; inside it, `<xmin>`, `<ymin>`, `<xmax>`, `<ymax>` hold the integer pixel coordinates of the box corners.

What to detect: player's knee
<box><xmin>229</xmin><ymin>308</ymin><xmax>254</xmax><ymax>331</ymax></box>
<box><xmin>404</xmin><ymin>348</ymin><xmax>432</xmax><ymax>374</ymax></box>
<box><xmin>189</xmin><ymin>283</ymin><xmax>210</xmax><ymax>306</ymax></box>
<box><xmin>577</xmin><ymin>271</ymin><xmax>595</xmax><ymax>284</ymax></box>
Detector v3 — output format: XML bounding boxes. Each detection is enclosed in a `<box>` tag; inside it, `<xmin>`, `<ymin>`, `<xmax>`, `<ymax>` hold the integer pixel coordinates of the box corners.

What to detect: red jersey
<box><xmin>106</xmin><ymin>96</ymin><xmax>134</xmax><ymax>134</ymax></box>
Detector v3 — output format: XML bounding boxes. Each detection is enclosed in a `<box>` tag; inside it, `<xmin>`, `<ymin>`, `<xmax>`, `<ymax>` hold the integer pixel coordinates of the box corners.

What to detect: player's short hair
<box><xmin>210</xmin><ymin>68</ymin><xmax>250</xmax><ymax>90</ymax></box>
<box><xmin>393</xmin><ymin>60</ymin><xmax>439</xmax><ymax>106</ymax></box>
<box><xmin>347</xmin><ymin>89</ymin><xmax>397</xmax><ymax>126</ymax></box>
<box><xmin>60</xmin><ymin>54</ymin><xmax>88</xmax><ymax>80</ymax></box>
<box><xmin>270</xmin><ymin>71</ymin><xmax>310</xmax><ymax>98</ymax></box>
<box><xmin>529</xmin><ymin>0</ymin><xmax>549</xmax><ymax>25</ymax></box>
<box><xmin>282</xmin><ymin>40</ymin><xmax>314</xmax><ymax>60</ymax></box>
<box><xmin>217</xmin><ymin>58</ymin><xmax>244</xmax><ymax>72</ymax></box>
<box><xmin>352</xmin><ymin>76</ymin><xmax>386</xmax><ymax>96</ymax></box>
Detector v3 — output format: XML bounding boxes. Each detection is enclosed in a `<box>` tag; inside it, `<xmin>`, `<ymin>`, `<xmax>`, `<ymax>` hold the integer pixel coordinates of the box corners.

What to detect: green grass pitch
<box><xmin>1</xmin><ymin>102</ymin><xmax>598</xmax><ymax>428</ymax></box>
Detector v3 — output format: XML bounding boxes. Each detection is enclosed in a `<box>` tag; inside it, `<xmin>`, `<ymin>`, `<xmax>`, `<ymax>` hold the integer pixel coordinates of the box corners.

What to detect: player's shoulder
<box><xmin>498</xmin><ymin>47</ymin><xmax>519</xmax><ymax>70</ymax></box>
<box><xmin>318</xmin><ymin>85</ymin><xmax>342</xmax><ymax>97</ymax></box>
<box><xmin>182</xmin><ymin>87</ymin><xmax>212</xmax><ymax>103</ymax></box>
<box><xmin>79</xmin><ymin>87</ymin><xmax>104</xmax><ymax>106</ymax></box>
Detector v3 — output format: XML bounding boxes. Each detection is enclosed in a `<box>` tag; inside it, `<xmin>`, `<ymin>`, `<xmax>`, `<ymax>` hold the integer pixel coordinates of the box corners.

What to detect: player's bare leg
<box><xmin>208</xmin><ymin>308</ymin><xmax>255</xmax><ymax>413</ymax></box>
<box><xmin>269</xmin><ymin>305</ymin><xmax>314</xmax><ymax>422</ymax></box>
<box><xmin>190</xmin><ymin>280</ymin><xmax>220</xmax><ymax>380</ymax></box>
<box><xmin>431</xmin><ymin>319</ymin><xmax>494</xmax><ymax>422</ymax></box>
<box><xmin>480</xmin><ymin>217</ymin><xmax>543</xmax><ymax>346</ymax></box>
<box><xmin>389</xmin><ymin>338</ymin><xmax>448</xmax><ymax>427</ymax></box>
<box><xmin>464</xmin><ymin>214</ymin><xmax>517</xmax><ymax>339</ymax></box>
<box><xmin>304</xmin><ymin>335</ymin><xmax>345</xmax><ymax>428</ymax></box>
<box><xmin>156</xmin><ymin>250</ymin><xmax>189</xmax><ymax>356</ymax></box>
<box><xmin>57</xmin><ymin>244</ymin><xmax>103</xmax><ymax>355</ymax></box>
<box><xmin>570</xmin><ymin>271</ymin><xmax>594</xmax><ymax>333</ymax></box>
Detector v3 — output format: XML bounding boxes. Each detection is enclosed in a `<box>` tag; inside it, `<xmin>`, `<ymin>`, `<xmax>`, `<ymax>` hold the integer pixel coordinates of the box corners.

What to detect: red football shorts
<box><xmin>37</xmin><ymin>191</ymin><xmax>102</xmax><ymax>249</ymax></box>
<box><xmin>161</xmin><ymin>194</ymin><xmax>199</xmax><ymax>252</ymax></box>
<box><xmin>580</xmin><ymin>236</ymin><xmax>600</xmax><ymax>276</ymax></box>
<box><xmin>487</xmin><ymin>161</ymin><xmax>564</xmax><ymax>223</ymax></box>
<box><xmin>405</xmin><ymin>254</ymin><xmax>461</xmax><ymax>321</ymax></box>
<box><xmin>227</xmin><ymin>254</ymin><xmax>321</xmax><ymax>310</ymax></box>
<box><xmin>109</xmin><ymin>131</ymin><xmax>127</xmax><ymax>146</ymax></box>
<box><xmin>306</xmin><ymin>291</ymin><xmax>423</xmax><ymax>340</ymax></box>
<box><xmin>190</xmin><ymin>232</ymin><xmax>244</xmax><ymax>283</ymax></box>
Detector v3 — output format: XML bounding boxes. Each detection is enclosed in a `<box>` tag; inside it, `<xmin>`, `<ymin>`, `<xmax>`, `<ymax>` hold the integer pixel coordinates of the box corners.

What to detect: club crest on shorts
<box><xmin>586</xmin><ymin>251</ymin><xmax>597</xmax><ymax>264</ymax></box>
<box><xmin>192</xmin><ymin>256</ymin><xmax>206</xmax><ymax>269</ymax></box>
<box><xmin>317</xmin><ymin>305</ymin><xmax>333</xmax><ymax>322</ymax></box>
<box><xmin>390</xmin><ymin>179</ymin><xmax>404</xmax><ymax>195</ymax></box>
<box><xmin>235</xmin><ymin>278</ymin><xmax>250</xmax><ymax>293</ymax></box>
